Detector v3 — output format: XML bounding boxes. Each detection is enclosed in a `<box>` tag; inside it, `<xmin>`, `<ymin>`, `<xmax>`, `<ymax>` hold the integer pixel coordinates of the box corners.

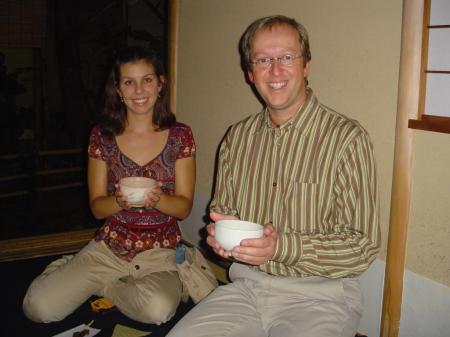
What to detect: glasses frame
<box><xmin>250</xmin><ymin>54</ymin><xmax>302</xmax><ymax>69</ymax></box>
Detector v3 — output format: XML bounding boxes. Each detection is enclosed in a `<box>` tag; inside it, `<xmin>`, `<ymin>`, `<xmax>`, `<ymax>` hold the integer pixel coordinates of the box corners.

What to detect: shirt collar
<box><xmin>255</xmin><ymin>88</ymin><xmax>318</xmax><ymax>134</ymax></box>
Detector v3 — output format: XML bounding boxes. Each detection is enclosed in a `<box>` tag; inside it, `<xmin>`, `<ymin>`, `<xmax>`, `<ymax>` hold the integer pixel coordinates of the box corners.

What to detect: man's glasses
<box><xmin>251</xmin><ymin>54</ymin><xmax>302</xmax><ymax>69</ymax></box>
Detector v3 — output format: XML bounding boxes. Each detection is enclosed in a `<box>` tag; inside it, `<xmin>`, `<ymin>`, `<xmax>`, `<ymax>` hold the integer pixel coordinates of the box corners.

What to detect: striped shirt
<box><xmin>210</xmin><ymin>89</ymin><xmax>380</xmax><ymax>278</ymax></box>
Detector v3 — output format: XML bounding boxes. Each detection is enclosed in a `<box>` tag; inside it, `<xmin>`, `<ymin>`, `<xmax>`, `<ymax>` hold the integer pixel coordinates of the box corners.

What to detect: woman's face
<box><xmin>116</xmin><ymin>60</ymin><xmax>163</xmax><ymax>116</ymax></box>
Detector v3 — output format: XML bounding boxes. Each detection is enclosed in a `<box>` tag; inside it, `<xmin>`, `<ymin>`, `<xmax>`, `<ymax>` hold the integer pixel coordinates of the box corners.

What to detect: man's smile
<box><xmin>268</xmin><ymin>81</ymin><xmax>287</xmax><ymax>89</ymax></box>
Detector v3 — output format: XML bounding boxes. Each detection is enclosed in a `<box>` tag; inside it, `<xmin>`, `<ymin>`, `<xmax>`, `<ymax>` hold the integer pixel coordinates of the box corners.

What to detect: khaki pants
<box><xmin>167</xmin><ymin>263</ymin><xmax>362</xmax><ymax>337</ymax></box>
<box><xmin>23</xmin><ymin>240</ymin><xmax>182</xmax><ymax>324</ymax></box>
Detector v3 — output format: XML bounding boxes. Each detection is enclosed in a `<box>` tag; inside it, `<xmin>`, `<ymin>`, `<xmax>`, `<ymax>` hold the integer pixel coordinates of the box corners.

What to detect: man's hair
<box><xmin>239</xmin><ymin>15</ymin><xmax>311</xmax><ymax>71</ymax></box>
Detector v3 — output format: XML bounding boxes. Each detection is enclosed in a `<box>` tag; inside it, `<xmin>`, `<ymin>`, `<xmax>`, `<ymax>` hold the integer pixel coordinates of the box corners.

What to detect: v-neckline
<box><xmin>114</xmin><ymin>127</ymin><xmax>171</xmax><ymax>168</ymax></box>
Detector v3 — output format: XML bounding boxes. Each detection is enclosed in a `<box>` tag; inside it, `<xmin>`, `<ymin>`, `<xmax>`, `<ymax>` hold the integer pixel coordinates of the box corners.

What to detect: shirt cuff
<box><xmin>271</xmin><ymin>232</ymin><xmax>303</xmax><ymax>265</ymax></box>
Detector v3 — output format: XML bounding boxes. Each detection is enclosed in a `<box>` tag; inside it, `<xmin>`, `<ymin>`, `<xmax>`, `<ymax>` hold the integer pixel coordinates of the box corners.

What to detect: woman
<box><xmin>23</xmin><ymin>46</ymin><xmax>196</xmax><ymax>324</ymax></box>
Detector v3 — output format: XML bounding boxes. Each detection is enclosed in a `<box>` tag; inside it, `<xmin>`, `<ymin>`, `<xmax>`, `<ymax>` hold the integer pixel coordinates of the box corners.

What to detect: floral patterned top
<box><xmin>88</xmin><ymin>122</ymin><xmax>196</xmax><ymax>261</ymax></box>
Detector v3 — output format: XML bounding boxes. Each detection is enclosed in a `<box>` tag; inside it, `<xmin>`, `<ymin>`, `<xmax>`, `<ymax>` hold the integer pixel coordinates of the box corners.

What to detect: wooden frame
<box><xmin>409</xmin><ymin>0</ymin><xmax>450</xmax><ymax>134</ymax></box>
<box><xmin>380</xmin><ymin>1</ymin><xmax>422</xmax><ymax>336</ymax></box>
<box><xmin>168</xmin><ymin>0</ymin><xmax>179</xmax><ymax>113</ymax></box>
<box><xmin>408</xmin><ymin>114</ymin><xmax>450</xmax><ymax>133</ymax></box>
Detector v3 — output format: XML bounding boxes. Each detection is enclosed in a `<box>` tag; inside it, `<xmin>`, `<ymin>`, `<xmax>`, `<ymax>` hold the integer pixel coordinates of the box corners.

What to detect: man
<box><xmin>168</xmin><ymin>15</ymin><xmax>380</xmax><ymax>337</ymax></box>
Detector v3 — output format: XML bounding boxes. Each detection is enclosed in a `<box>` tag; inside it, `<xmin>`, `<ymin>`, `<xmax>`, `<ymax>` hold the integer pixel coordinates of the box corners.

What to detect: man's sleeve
<box><xmin>209</xmin><ymin>135</ymin><xmax>239</xmax><ymax>217</ymax></box>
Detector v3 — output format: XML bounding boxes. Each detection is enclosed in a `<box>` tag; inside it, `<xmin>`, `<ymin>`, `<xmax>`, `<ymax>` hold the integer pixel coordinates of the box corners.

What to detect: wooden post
<box><xmin>168</xmin><ymin>0</ymin><xmax>179</xmax><ymax>114</ymax></box>
<box><xmin>380</xmin><ymin>1</ymin><xmax>423</xmax><ymax>336</ymax></box>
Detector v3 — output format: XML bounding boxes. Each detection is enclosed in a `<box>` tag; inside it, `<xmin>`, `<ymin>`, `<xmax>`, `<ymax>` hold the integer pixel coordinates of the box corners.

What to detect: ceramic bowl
<box><xmin>119</xmin><ymin>176</ymin><xmax>156</xmax><ymax>207</ymax></box>
<box><xmin>214</xmin><ymin>219</ymin><xmax>263</xmax><ymax>251</ymax></box>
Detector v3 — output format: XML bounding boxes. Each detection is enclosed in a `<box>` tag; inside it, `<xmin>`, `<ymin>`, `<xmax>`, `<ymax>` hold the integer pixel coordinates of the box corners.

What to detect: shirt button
<box><xmin>134</xmin><ymin>265</ymin><xmax>140</xmax><ymax>270</ymax></box>
<box><xmin>272</xmin><ymin>182</ymin><xmax>277</xmax><ymax>187</ymax></box>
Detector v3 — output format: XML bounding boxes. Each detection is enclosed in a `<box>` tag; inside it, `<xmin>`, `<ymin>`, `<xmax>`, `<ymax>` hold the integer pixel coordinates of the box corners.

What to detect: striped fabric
<box><xmin>210</xmin><ymin>89</ymin><xmax>380</xmax><ymax>278</ymax></box>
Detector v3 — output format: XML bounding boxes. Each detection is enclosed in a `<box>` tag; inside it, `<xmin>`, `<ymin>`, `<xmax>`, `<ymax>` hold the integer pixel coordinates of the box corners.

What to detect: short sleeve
<box><xmin>87</xmin><ymin>126</ymin><xmax>106</xmax><ymax>161</ymax></box>
<box><xmin>177</xmin><ymin>126</ymin><xmax>196</xmax><ymax>159</ymax></box>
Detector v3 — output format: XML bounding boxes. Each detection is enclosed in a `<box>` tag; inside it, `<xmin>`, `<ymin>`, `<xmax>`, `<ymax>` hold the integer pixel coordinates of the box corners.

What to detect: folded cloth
<box><xmin>175</xmin><ymin>245</ymin><xmax>218</xmax><ymax>304</ymax></box>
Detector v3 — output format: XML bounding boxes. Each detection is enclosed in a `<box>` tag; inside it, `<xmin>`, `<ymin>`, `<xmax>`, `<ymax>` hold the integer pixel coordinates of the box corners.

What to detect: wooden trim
<box><xmin>428</xmin><ymin>24</ymin><xmax>450</xmax><ymax>28</ymax></box>
<box><xmin>425</xmin><ymin>70</ymin><xmax>450</xmax><ymax>74</ymax></box>
<box><xmin>418</xmin><ymin>0</ymin><xmax>430</xmax><ymax>119</ymax></box>
<box><xmin>168</xmin><ymin>0</ymin><xmax>179</xmax><ymax>113</ymax></box>
<box><xmin>37</xmin><ymin>182</ymin><xmax>84</xmax><ymax>192</ymax></box>
<box><xmin>0</xmin><ymin>228</ymin><xmax>96</xmax><ymax>262</ymax></box>
<box><xmin>380</xmin><ymin>1</ymin><xmax>423</xmax><ymax>336</ymax></box>
<box><xmin>36</xmin><ymin>167</ymin><xmax>83</xmax><ymax>175</ymax></box>
<box><xmin>0</xmin><ymin>190</ymin><xmax>30</xmax><ymax>199</ymax></box>
<box><xmin>38</xmin><ymin>148</ymin><xmax>83</xmax><ymax>156</ymax></box>
<box><xmin>408</xmin><ymin>114</ymin><xmax>450</xmax><ymax>133</ymax></box>
<box><xmin>422</xmin><ymin>114</ymin><xmax>450</xmax><ymax>123</ymax></box>
<box><xmin>0</xmin><ymin>174</ymin><xmax>29</xmax><ymax>182</ymax></box>
<box><xmin>0</xmin><ymin>154</ymin><xmax>19</xmax><ymax>160</ymax></box>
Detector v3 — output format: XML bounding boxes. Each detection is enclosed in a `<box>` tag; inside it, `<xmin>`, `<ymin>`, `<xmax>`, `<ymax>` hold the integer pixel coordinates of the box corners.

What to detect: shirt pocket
<box><xmin>283</xmin><ymin>180</ymin><xmax>319</xmax><ymax>233</ymax></box>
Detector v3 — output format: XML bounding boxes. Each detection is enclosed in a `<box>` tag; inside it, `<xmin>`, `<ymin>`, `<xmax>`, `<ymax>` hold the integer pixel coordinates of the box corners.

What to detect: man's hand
<box><xmin>206</xmin><ymin>212</ymin><xmax>278</xmax><ymax>265</ymax></box>
<box><xmin>206</xmin><ymin>211</ymin><xmax>239</xmax><ymax>259</ymax></box>
<box><xmin>232</xmin><ymin>224</ymin><xmax>277</xmax><ymax>265</ymax></box>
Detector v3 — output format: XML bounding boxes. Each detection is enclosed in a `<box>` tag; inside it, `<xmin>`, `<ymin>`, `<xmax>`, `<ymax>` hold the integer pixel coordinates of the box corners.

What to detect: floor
<box><xmin>1</xmin><ymin>254</ymin><xmax>195</xmax><ymax>337</ymax></box>
<box><xmin>1</xmin><ymin>253</ymin><xmax>369</xmax><ymax>337</ymax></box>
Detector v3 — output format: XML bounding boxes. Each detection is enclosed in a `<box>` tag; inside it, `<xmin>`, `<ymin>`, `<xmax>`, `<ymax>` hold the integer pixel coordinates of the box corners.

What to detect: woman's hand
<box><xmin>144</xmin><ymin>181</ymin><xmax>163</xmax><ymax>209</ymax></box>
<box><xmin>114</xmin><ymin>184</ymin><xmax>131</xmax><ymax>210</ymax></box>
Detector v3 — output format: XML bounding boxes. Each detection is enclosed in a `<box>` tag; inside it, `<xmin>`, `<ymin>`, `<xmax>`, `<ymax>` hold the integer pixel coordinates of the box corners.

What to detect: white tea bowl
<box><xmin>119</xmin><ymin>176</ymin><xmax>156</xmax><ymax>207</ymax></box>
<box><xmin>214</xmin><ymin>219</ymin><xmax>264</xmax><ymax>251</ymax></box>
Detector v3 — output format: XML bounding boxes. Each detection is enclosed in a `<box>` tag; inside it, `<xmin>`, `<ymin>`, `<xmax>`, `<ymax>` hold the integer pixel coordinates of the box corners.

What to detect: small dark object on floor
<box><xmin>73</xmin><ymin>328</ymin><xmax>89</xmax><ymax>337</ymax></box>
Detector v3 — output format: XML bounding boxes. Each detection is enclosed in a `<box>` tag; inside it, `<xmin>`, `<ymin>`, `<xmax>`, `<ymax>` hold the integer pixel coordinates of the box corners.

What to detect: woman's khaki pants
<box><xmin>167</xmin><ymin>263</ymin><xmax>362</xmax><ymax>337</ymax></box>
<box><xmin>23</xmin><ymin>240</ymin><xmax>182</xmax><ymax>324</ymax></box>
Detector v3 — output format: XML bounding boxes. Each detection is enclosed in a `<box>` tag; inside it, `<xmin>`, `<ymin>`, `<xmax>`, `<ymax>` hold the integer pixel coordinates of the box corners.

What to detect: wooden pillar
<box><xmin>380</xmin><ymin>1</ymin><xmax>423</xmax><ymax>336</ymax></box>
<box><xmin>168</xmin><ymin>0</ymin><xmax>179</xmax><ymax>113</ymax></box>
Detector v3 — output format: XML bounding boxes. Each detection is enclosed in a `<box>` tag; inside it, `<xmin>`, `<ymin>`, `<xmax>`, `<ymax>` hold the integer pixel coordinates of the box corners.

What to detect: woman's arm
<box><xmin>88</xmin><ymin>157</ymin><xmax>123</xmax><ymax>219</ymax></box>
<box><xmin>151</xmin><ymin>156</ymin><xmax>196</xmax><ymax>220</ymax></box>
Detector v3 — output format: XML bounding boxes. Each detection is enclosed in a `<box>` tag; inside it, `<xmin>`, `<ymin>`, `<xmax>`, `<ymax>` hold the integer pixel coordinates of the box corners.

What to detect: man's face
<box><xmin>248</xmin><ymin>24</ymin><xmax>311</xmax><ymax>118</ymax></box>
